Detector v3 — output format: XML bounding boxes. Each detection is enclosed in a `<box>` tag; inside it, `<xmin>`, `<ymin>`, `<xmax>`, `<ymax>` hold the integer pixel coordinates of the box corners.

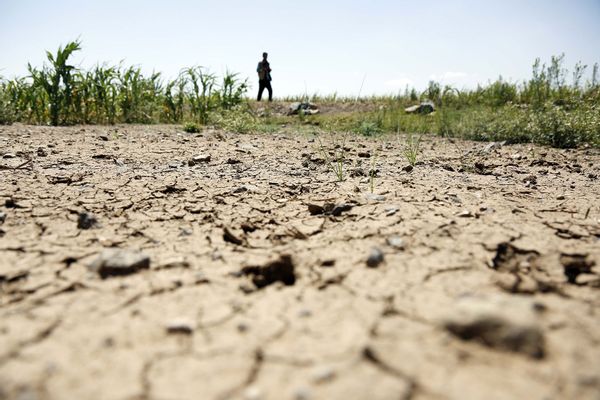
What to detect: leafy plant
<box><xmin>183</xmin><ymin>121</ymin><xmax>200</xmax><ymax>133</ymax></box>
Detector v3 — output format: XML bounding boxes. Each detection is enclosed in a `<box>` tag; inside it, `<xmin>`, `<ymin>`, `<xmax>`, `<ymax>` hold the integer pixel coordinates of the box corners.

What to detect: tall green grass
<box><xmin>298</xmin><ymin>55</ymin><xmax>599</xmax><ymax>148</ymax></box>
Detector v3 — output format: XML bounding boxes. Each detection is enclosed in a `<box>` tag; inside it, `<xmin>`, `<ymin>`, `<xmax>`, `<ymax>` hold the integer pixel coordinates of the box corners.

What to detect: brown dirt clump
<box><xmin>1</xmin><ymin>124</ymin><xmax>599</xmax><ymax>400</ymax></box>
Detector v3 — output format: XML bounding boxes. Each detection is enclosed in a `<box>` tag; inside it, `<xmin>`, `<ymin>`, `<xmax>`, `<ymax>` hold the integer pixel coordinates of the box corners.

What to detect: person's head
<box><xmin>262</xmin><ymin>52</ymin><xmax>268</xmax><ymax>60</ymax></box>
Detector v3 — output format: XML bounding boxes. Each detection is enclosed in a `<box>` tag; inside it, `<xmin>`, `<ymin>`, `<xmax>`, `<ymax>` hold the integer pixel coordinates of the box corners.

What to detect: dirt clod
<box><xmin>443</xmin><ymin>295</ymin><xmax>546</xmax><ymax>358</ymax></box>
<box><xmin>560</xmin><ymin>253</ymin><xmax>595</xmax><ymax>284</ymax></box>
<box><xmin>88</xmin><ymin>248</ymin><xmax>150</xmax><ymax>279</ymax></box>
<box><xmin>240</xmin><ymin>254</ymin><xmax>296</xmax><ymax>289</ymax></box>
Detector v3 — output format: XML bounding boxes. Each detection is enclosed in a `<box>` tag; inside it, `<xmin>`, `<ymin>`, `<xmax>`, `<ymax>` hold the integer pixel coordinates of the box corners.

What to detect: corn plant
<box><xmin>185</xmin><ymin>66</ymin><xmax>216</xmax><ymax>124</ymax></box>
<box><xmin>219</xmin><ymin>70</ymin><xmax>248</xmax><ymax>110</ymax></box>
<box><xmin>28</xmin><ymin>40</ymin><xmax>81</xmax><ymax>125</ymax></box>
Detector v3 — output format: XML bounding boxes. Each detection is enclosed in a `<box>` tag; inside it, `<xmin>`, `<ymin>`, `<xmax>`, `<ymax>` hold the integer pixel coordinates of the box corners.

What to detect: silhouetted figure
<box><xmin>257</xmin><ymin>52</ymin><xmax>272</xmax><ymax>101</ymax></box>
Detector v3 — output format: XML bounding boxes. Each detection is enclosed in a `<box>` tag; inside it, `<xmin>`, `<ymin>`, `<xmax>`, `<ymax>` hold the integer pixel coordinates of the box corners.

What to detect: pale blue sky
<box><xmin>1</xmin><ymin>0</ymin><xmax>599</xmax><ymax>97</ymax></box>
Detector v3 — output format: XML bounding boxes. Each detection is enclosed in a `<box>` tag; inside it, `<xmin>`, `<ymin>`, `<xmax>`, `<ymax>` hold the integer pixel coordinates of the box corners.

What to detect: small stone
<box><xmin>311</xmin><ymin>366</ymin><xmax>336</xmax><ymax>384</ymax></box>
<box><xmin>243</xmin><ymin>386</ymin><xmax>263</xmax><ymax>400</ymax></box>
<box><xmin>2</xmin><ymin>153</ymin><xmax>16</xmax><ymax>159</ymax></box>
<box><xmin>98</xmin><ymin>135</ymin><xmax>109</xmax><ymax>141</ymax></box>
<box><xmin>188</xmin><ymin>154</ymin><xmax>211</xmax><ymax>166</ymax></box>
<box><xmin>366</xmin><ymin>247</ymin><xmax>384</xmax><ymax>268</ymax></box>
<box><xmin>357</xmin><ymin>151</ymin><xmax>371</xmax><ymax>158</ymax></box>
<box><xmin>179</xmin><ymin>227</ymin><xmax>192</xmax><ymax>236</ymax></box>
<box><xmin>165</xmin><ymin>318</ymin><xmax>195</xmax><ymax>335</ymax></box>
<box><xmin>556</xmin><ymin>195</ymin><xmax>565</xmax><ymax>200</ymax></box>
<box><xmin>320</xmin><ymin>259</ymin><xmax>335</xmax><ymax>267</ymax></box>
<box><xmin>365</xmin><ymin>193</ymin><xmax>386</xmax><ymax>202</ymax></box>
<box><xmin>402</xmin><ymin>165</ymin><xmax>413</xmax><ymax>172</ymax></box>
<box><xmin>88</xmin><ymin>248</ymin><xmax>150</xmax><ymax>279</ymax></box>
<box><xmin>457</xmin><ymin>210</ymin><xmax>473</xmax><ymax>218</ymax></box>
<box><xmin>293</xmin><ymin>386</ymin><xmax>312</xmax><ymax>400</ymax></box>
<box><xmin>0</xmin><ymin>212</ymin><xmax>5</xmax><ymax>224</ymax></box>
<box><xmin>523</xmin><ymin>175</ymin><xmax>537</xmax><ymax>186</ymax></box>
<box><xmin>386</xmin><ymin>236</ymin><xmax>405</xmax><ymax>249</ymax></box>
<box><xmin>226</xmin><ymin>158</ymin><xmax>242</xmax><ymax>164</ymax></box>
<box><xmin>233</xmin><ymin>184</ymin><xmax>260</xmax><ymax>194</ymax></box>
<box><xmin>36</xmin><ymin>147</ymin><xmax>47</xmax><ymax>157</ymax></box>
<box><xmin>298</xmin><ymin>308</ymin><xmax>312</xmax><ymax>318</ymax></box>
<box><xmin>77</xmin><ymin>212</ymin><xmax>98</xmax><ymax>229</ymax></box>
<box><xmin>194</xmin><ymin>272</ymin><xmax>209</xmax><ymax>284</ymax></box>
<box><xmin>237</xmin><ymin>321</ymin><xmax>250</xmax><ymax>333</ymax></box>
<box><xmin>483</xmin><ymin>142</ymin><xmax>501</xmax><ymax>153</ymax></box>
<box><xmin>385</xmin><ymin>206</ymin><xmax>399</xmax><ymax>216</ymax></box>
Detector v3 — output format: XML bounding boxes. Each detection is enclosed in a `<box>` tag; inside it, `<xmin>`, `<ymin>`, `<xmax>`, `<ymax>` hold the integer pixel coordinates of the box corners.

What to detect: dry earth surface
<box><xmin>1</xmin><ymin>123</ymin><xmax>599</xmax><ymax>400</ymax></box>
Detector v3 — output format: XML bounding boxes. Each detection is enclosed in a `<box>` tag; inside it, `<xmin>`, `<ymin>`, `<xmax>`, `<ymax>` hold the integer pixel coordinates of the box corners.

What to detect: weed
<box><xmin>369</xmin><ymin>150</ymin><xmax>379</xmax><ymax>193</ymax></box>
<box><xmin>210</xmin><ymin>106</ymin><xmax>257</xmax><ymax>134</ymax></box>
<box><xmin>183</xmin><ymin>122</ymin><xmax>200</xmax><ymax>133</ymax></box>
<box><xmin>402</xmin><ymin>131</ymin><xmax>422</xmax><ymax>166</ymax></box>
<box><xmin>356</xmin><ymin>120</ymin><xmax>382</xmax><ymax>136</ymax></box>
<box><xmin>316</xmin><ymin>133</ymin><xmax>347</xmax><ymax>182</ymax></box>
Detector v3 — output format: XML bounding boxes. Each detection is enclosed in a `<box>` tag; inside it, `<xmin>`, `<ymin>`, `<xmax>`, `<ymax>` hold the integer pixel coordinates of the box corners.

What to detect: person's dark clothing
<box><xmin>257</xmin><ymin>79</ymin><xmax>272</xmax><ymax>101</ymax></box>
<box><xmin>256</xmin><ymin>59</ymin><xmax>272</xmax><ymax>101</ymax></box>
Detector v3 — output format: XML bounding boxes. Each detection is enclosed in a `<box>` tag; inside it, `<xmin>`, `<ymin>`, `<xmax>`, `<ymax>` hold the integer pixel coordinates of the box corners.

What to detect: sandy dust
<box><xmin>0</xmin><ymin>124</ymin><xmax>599</xmax><ymax>400</ymax></box>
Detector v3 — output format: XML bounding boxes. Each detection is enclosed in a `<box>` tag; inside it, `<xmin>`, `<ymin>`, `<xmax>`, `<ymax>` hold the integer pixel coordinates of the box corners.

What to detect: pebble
<box><xmin>298</xmin><ymin>308</ymin><xmax>312</xmax><ymax>318</ymax></box>
<box><xmin>243</xmin><ymin>386</ymin><xmax>263</xmax><ymax>400</ymax></box>
<box><xmin>2</xmin><ymin>153</ymin><xmax>16</xmax><ymax>159</ymax></box>
<box><xmin>188</xmin><ymin>154</ymin><xmax>211</xmax><ymax>166</ymax></box>
<box><xmin>0</xmin><ymin>211</ymin><xmax>5</xmax><ymax>224</ymax></box>
<box><xmin>385</xmin><ymin>206</ymin><xmax>399</xmax><ymax>216</ymax></box>
<box><xmin>311</xmin><ymin>366</ymin><xmax>336</xmax><ymax>383</ymax></box>
<box><xmin>77</xmin><ymin>212</ymin><xmax>98</xmax><ymax>229</ymax></box>
<box><xmin>366</xmin><ymin>247</ymin><xmax>384</xmax><ymax>268</ymax></box>
<box><xmin>365</xmin><ymin>193</ymin><xmax>386</xmax><ymax>202</ymax></box>
<box><xmin>457</xmin><ymin>210</ymin><xmax>474</xmax><ymax>218</ymax></box>
<box><xmin>232</xmin><ymin>184</ymin><xmax>260</xmax><ymax>194</ymax></box>
<box><xmin>165</xmin><ymin>318</ymin><xmax>195</xmax><ymax>335</ymax></box>
<box><xmin>88</xmin><ymin>248</ymin><xmax>150</xmax><ymax>279</ymax></box>
<box><xmin>293</xmin><ymin>387</ymin><xmax>312</xmax><ymax>400</ymax></box>
<box><xmin>386</xmin><ymin>236</ymin><xmax>405</xmax><ymax>249</ymax></box>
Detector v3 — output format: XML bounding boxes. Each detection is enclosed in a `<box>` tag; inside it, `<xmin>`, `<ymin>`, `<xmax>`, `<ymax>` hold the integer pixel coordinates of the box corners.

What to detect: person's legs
<box><xmin>257</xmin><ymin>80</ymin><xmax>266</xmax><ymax>101</ymax></box>
<box><xmin>266</xmin><ymin>81</ymin><xmax>273</xmax><ymax>101</ymax></box>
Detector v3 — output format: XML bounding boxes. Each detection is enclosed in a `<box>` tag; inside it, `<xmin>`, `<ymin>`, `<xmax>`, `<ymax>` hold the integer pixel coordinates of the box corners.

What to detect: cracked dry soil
<box><xmin>0</xmin><ymin>124</ymin><xmax>599</xmax><ymax>400</ymax></box>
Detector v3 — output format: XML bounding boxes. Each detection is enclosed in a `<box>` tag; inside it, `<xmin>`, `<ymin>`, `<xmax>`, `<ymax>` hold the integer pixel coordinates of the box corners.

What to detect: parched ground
<box><xmin>0</xmin><ymin>124</ymin><xmax>599</xmax><ymax>400</ymax></box>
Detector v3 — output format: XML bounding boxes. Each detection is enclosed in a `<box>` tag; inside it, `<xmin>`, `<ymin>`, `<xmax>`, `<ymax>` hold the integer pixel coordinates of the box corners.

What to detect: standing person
<box><xmin>256</xmin><ymin>52</ymin><xmax>273</xmax><ymax>101</ymax></box>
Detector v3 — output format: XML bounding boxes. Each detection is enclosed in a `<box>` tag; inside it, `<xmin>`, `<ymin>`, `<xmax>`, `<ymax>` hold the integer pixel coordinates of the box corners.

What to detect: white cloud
<box><xmin>385</xmin><ymin>78</ymin><xmax>414</xmax><ymax>88</ymax></box>
<box><xmin>429</xmin><ymin>71</ymin><xmax>468</xmax><ymax>81</ymax></box>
